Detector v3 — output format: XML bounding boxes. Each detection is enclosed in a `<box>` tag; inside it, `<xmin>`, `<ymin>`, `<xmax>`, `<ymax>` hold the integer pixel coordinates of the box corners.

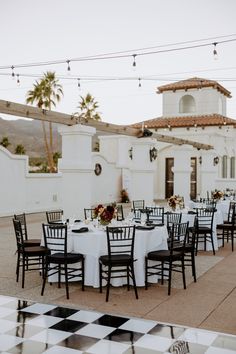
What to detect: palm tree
<box><xmin>0</xmin><ymin>136</ymin><xmax>11</xmax><ymax>148</ymax></box>
<box><xmin>77</xmin><ymin>93</ymin><xmax>101</xmax><ymax>121</ymax></box>
<box><xmin>15</xmin><ymin>144</ymin><xmax>26</xmax><ymax>155</ymax></box>
<box><xmin>26</xmin><ymin>71</ymin><xmax>63</xmax><ymax>172</ymax></box>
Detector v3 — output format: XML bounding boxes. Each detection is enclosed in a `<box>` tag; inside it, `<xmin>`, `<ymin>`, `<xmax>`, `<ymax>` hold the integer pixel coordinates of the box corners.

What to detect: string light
<box><xmin>77</xmin><ymin>78</ymin><xmax>81</xmax><ymax>89</ymax></box>
<box><xmin>132</xmin><ymin>54</ymin><xmax>137</xmax><ymax>68</ymax></box>
<box><xmin>11</xmin><ymin>65</ymin><xmax>15</xmax><ymax>79</ymax></box>
<box><xmin>66</xmin><ymin>60</ymin><xmax>71</xmax><ymax>73</ymax></box>
<box><xmin>16</xmin><ymin>74</ymin><xmax>20</xmax><ymax>86</ymax></box>
<box><xmin>213</xmin><ymin>42</ymin><xmax>218</xmax><ymax>60</ymax></box>
<box><xmin>138</xmin><ymin>78</ymin><xmax>141</xmax><ymax>87</ymax></box>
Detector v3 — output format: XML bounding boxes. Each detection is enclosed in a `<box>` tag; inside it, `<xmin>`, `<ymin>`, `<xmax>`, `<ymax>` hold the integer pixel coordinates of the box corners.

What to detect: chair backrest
<box><xmin>227</xmin><ymin>202</ymin><xmax>236</xmax><ymax>223</ymax></box>
<box><xmin>166</xmin><ymin>212</ymin><xmax>182</xmax><ymax>233</ymax></box>
<box><xmin>132</xmin><ymin>200</ymin><xmax>145</xmax><ymax>210</ymax></box>
<box><xmin>14</xmin><ymin>213</ymin><xmax>28</xmax><ymax>240</ymax></box>
<box><xmin>132</xmin><ymin>209</ymin><xmax>141</xmax><ymax>221</ymax></box>
<box><xmin>147</xmin><ymin>207</ymin><xmax>164</xmax><ymax>224</ymax></box>
<box><xmin>106</xmin><ymin>225</ymin><xmax>135</xmax><ymax>259</ymax></box>
<box><xmin>195</xmin><ymin>208</ymin><xmax>214</xmax><ymax>229</ymax></box>
<box><xmin>13</xmin><ymin>219</ymin><xmax>25</xmax><ymax>251</ymax></box>
<box><xmin>46</xmin><ymin>210</ymin><xmax>63</xmax><ymax>224</ymax></box>
<box><xmin>205</xmin><ymin>199</ymin><xmax>217</xmax><ymax>210</ymax></box>
<box><xmin>169</xmin><ymin>222</ymin><xmax>189</xmax><ymax>255</ymax></box>
<box><xmin>116</xmin><ymin>204</ymin><xmax>124</xmax><ymax>221</ymax></box>
<box><xmin>42</xmin><ymin>223</ymin><xmax>67</xmax><ymax>254</ymax></box>
<box><xmin>84</xmin><ymin>208</ymin><xmax>96</xmax><ymax>220</ymax></box>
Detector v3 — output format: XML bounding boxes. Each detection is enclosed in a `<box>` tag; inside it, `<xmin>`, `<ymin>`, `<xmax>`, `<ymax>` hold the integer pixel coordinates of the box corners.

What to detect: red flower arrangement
<box><xmin>94</xmin><ymin>204</ymin><xmax>117</xmax><ymax>225</ymax></box>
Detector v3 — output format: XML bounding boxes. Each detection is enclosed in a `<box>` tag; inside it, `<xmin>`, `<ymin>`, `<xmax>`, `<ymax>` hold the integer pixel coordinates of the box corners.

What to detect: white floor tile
<box><xmin>30</xmin><ymin>328</ymin><xmax>71</xmax><ymax>345</ymax></box>
<box><xmin>87</xmin><ymin>339</ymin><xmax>130</xmax><ymax>354</ymax></box>
<box><xmin>43</xmin><ymin>345</ymin><xmax>83</xmax><ymax>354</ymax></box>
<box><xmin>119</xmin><ymin>319</ymin><xmax>157</xmax><ymax>334</ymax></box>
<box><xmin>0</xmin><ymin>307</ymin><xmax>16</xmax><ymax>319</ymax></box>
<box><xmin>135</xmin><ymin>333</ymin><xmax>173</xmax><ymax>352</ymax></box>
<box><xmin>21</xmin><ymin>303</ymin><xmax>56</xmax><ymax>314</ymax></box>
<box><xmin>26</xmin><ymin>315</ymin><xmax>63</xmax><ymax>328</ymax></box>
<box><xmin>76</xmin><ymin>323</ymin><xmax>115</xmax><ymax>339</ymax></box>
<box><xmin>179</xmin><ymin>328</ymin><xmax>218</xmax><ymax>346</ymax></box>
<box><xmin>67</xmin><ymin>310</ymin><xmax>103</xmax><ymax>323</ymax></box>
<box><xmin>206</xmin><ymin>347</ymin><xmax>236</xmax><ymax>354</ymax></box>
<box><xmin>0</xmin><ymin>318</ymin><xmax>18</xmax><ymax>333</ymax></box>
<box><xmin>0</xmin><ymin>334</ymin><xmax>24</xmax><ymax>351</ymax></box>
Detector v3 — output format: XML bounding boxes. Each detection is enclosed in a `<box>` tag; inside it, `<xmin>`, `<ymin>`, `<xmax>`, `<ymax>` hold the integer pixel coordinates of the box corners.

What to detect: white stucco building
<box><xmin>132</xmin><ymin>77</ymin><xmax>236</xmax><ymax>202</ymax></box>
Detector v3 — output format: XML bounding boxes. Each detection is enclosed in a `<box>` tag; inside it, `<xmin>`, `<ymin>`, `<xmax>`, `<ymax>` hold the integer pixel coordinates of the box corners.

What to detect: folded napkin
<box><xmin>136</xmin><ymin>225</ymin><xmax>155</xmax><ymax>231</ymax></box>
<box><xmin>74</xmin><ymin>219</ymin><xmax>82</xmax><ymax>223</ymax></box>
<box><xmin>147</xmin><ymin>222</ymin><xmax>164</xmax><ymax>227</ymax></box>
<box><xmin>72</xmin><ymin>227</ymin><xmax>89</xmax><ymax>233</ymax></box>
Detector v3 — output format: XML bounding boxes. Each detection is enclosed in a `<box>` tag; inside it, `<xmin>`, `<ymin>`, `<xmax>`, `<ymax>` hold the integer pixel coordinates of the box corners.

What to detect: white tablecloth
<box><xmin>47</xmin><ymin>223</ymin><xmax>168</xmax><ymax>287</ymax></box>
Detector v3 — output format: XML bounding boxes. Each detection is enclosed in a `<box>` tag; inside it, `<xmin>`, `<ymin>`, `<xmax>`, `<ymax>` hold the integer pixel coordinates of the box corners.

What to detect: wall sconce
<box><xmin>213</xmin><ymin>156</ymin><xmax>219</xmax><ymax>166</ymax></box>
<box><xmin>128</xmin><ymin>147</ymin><xmax>133</xmax><ymax>160</ymax></box>
<box><xmin>199</xmin><ymin>156</ymin><xmax>202</xmax><ymax>164</ymax></box>
<box><xmin>149</xmin><ymin>147</ymin><xmax>158</xmax><ymax>162</ymax></box>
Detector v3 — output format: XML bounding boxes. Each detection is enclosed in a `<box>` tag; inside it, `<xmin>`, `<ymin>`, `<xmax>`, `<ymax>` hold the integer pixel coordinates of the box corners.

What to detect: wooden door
<box><xmin>190</xmin><ymin>157</ymin><xmax>197</xmax><ymax>199</ymax></box>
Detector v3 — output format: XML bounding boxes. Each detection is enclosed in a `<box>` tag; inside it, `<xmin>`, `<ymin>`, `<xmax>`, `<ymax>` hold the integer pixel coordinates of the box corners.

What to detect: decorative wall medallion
<box><xmin>94</xmin><ymin>163</ymin><xmax>102</xmax><ymax>176</ymax></box>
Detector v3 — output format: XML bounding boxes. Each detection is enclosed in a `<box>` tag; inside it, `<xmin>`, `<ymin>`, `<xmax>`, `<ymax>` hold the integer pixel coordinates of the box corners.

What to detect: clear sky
<box><xmin>0</xmin><ymin>0</ymin><xmax>236</xmax><ymax>125</ymax></box>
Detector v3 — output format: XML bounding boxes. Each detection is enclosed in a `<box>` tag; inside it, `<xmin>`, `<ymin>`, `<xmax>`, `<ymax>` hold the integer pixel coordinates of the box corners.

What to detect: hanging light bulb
<box><xmin>66</xmin><ymin>60</ymin><xmax>71</xmax><ymax>73</ymax></box>
<box><xmin>16</xmin><ymin>74</ymin><xmax>20</xmax><ymax>86</ymax></box>
<box><xmin>77</xmin><ymin>78</ymin><xmax>81</xmax><ymax>89</ymax></box>
<box><xmin>138</xmin><ymin>78</ymin><xmax>141</xmax><ymax>88</ymax></box>
<box><xmin>11</xmin><ymin>65</ymin><xmax>15</xmax><ymax>79</ymax></box>
<box><xmin>213</xmin><ymin>42</ymin><xmax>218</xmax><ymax>60</ymax></box>
<box><xmin>132</xmin><ymin>54</ymin><xmax>137</xmax><ymax>69</ymax></box>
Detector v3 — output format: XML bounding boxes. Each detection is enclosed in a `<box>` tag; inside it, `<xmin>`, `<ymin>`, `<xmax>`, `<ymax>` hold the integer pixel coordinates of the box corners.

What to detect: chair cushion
<box><xmin>24</xmin><ymin>246</ymin><xmax>50</xmax><ymax>256</ymax></box>
<box><xmin>24</xmin><ymin>239</ymin><xmax>41</xmax><ymax>247</ymax></box>
<box><xmin>99</xmin><ymin>254</ymin><xmax>132</xmax><ymax>266</ymax></box>
<box><xmin>147</xmin><ymin>250</ymin><xmax>182</xmax><ymax>261</ymax></box>
<box><xmin>48</xmin><ymin>252</ymin><xmax>84</xmax><ymax>264</ymax></box>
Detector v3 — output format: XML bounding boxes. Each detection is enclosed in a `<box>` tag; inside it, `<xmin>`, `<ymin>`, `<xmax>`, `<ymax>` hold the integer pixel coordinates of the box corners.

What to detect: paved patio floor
<box><xmin>1</xmin><ymin>212</ymin><xmax>236</xmax><ymax>336</ymax></box>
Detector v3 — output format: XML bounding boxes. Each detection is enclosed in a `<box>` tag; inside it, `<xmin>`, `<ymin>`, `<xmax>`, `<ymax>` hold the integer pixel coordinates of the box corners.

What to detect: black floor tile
<box><xmin>57</xmin><ymin>333</ymin><xmax>99</xmax><ymax>351</ymax></box>
<box><xmin>8</xmin><ymin>340</ymin><xmax>52</xmax><ymax>354</ymax></box>
<box><xmin>105</xmin><ymin>328</ymin><xmax>143</xmax><ymax>344</ymax></box>
<box><xmin>50</xmin><ymin>319</ymin><xmax>87</xmax><ymax>332</ymax></box>
<box><xmin>148</xmin><ymin>323</ymin><xmax>185</xmax><ymax>339</ymax></box>
<box><xmin>93</xmin><ymin>314</ymin><xmax>129</xmax><ymax>327</ymax></box>
<box><xmin>44</xmin><ymin>306</ymin><xmax>78</xmax><ymax>318</ymax></box>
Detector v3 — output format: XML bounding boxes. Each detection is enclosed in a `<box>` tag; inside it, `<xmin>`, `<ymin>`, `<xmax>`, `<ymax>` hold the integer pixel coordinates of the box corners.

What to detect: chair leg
<box><xmin>231</xmin><ymin>230</ymin><xmax>234</xmax><ymax>252</ymax></box>
<box><xmin>168</xmin><ymin>261</ymin><xmax>172</xmax><ymax>296</ymax></box>
<box><xmin>81</xmin><ymin>257</ymin><xmax>85</xmax><ymax>291</ymax></box>
<box><xmin>191</xmin><ymin>251</ymin><xmax>197</xmax><ymax>282</ymax></box>
<box><xmin>181</xmin><ymin>258</ymin><xmax>186</xmax><ymax>289</ymax></box>
<box><xmin>65</xmin><ymin>264</ymin><xmax>69</xmax><ymax>300</ymax></box>
<box><xmin>130</xmin><ymin>264</ymin><xmax>138</xmax><ymax>299</ymax></box>
<box><xmin>127</xmin><ymin>265</ymin><xmax>130</xmax><ymax>291</ymax></box>
<box><xmin>41</xmin><ymin>261</ymin><xmax>48</xmax><ymax>296</ymax></box>
<box><xmin>58</xmin><ymin>264</ymin><xmax>61</xmax><ymax>288</ymax></box>
<box><xmin>22</xmin><ymin>256</ymin><xmax>25</xmax><ymax>288</ymax></box>
<box><xmin>161</xmin><ymin>262</ymin><xmax>164</xmax><ymax>284</ymax></box>
<box><xmin>106</xmin><ymin>266</ymin><xmax>111</xmax><ymax>302</ymax></box>
<box><xmin>16</xmin><ymin>253</ymin><xmax>20</xmax><ymax>282</ymax></box>
<box><xmin>145</xmin><ymin>257</ymin><xmax>148</xmax><ymax>290</ymax></box>
<box><xmin>195</xmin><ymin>234</ymin><xmax>199</xmax><ymax>256</ymax></box>
<box><xmin>99</xmin><ymin>262</ymin><xmax>103</xmax><ymax>293</ymax></box>
<box><xmin>211</xmin><ymin>233</ymin><xmax>215</xmax><ymax>255</ymax></box>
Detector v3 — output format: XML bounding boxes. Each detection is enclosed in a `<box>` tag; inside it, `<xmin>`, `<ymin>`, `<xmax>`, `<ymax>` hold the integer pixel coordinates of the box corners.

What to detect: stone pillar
<box><xmin>58</xmin><ymin>124</ymin><xmax>96</xmax><ymax>219</ymax></box>
<box><xmin>131</xmin><ymin>138</ymin><xmax>157</xmax><ymax>205</ymax></box>
<box><xmin>199</xmin><ymin>150</ymin><xmax>218</xmax><ymax>198</ymax></box>
<box><xmin>172</xmin><ymin>145</ymin><xmax>193</xmax><ymax>203</ymax></box>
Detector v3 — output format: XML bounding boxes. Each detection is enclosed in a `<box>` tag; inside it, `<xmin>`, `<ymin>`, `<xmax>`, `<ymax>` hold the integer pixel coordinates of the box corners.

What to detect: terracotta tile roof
<box><xmin>131</xmin><ymin>114</ymin><xmax>236</xmax><ymax>129</ymax></box>
<box><xmin>157</xmin><ymin>77</ymin><xmax>232</xmax><ymax>98</ymax></box>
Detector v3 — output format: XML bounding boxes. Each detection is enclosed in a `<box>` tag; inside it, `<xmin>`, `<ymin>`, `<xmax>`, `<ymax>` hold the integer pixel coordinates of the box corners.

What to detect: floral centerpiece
<box><xmin>94</xmin><ymin>204</ymin><xmax>117</xmax><ymax>225</ymax></box>
<box><xmin>168</xmin><ymin>195</ymin><xmax>184</xmax><ymax>211</ymax></box>
<box><xmin>212</xmin><ymin>190</ymin><xmax>224</xmax><ymax>201</ymax></box>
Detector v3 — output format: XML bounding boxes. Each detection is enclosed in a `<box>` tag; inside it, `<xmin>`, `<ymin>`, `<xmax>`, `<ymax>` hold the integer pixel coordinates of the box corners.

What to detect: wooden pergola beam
<box><xmin>0</xmin><ymin>99</ymin><xmax>213</xmax><ymax>150</ymax></box>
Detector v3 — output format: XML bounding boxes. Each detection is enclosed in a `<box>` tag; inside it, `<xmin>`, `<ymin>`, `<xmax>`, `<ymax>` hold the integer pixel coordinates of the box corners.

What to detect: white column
<box><xmin>199</xmin><ymin>150</ymin><xmax>218</xmax><ymax>198</ymax></box>
<box><xmin>172</xmin><ymin>145</ymin><xmax>192</xmax><ymax>203</ymax></box>
<box><xmin>131</xmin><ymin>138</ymin><xmax>157</xmax><ymax>205</ymax></box>
<box><xmin>58</xmin><ymin>124</ymin><xmax>96</xmax><ymax>219</ymax></box>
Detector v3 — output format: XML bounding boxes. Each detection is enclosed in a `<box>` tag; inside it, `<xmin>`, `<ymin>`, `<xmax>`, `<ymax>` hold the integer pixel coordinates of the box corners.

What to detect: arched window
<box><xmin>222</xmin><ymin>155</ymin><xmax>228</xmax><ymax>178</ymax></box>
<box><xmin>230</xmin><ymin>157</ymin><xmax>235</xmax><ymax>178</ymax></box>
<box><xmin>179</xmin><ymin>95</ymin><xmax>196</xmax><ymax>113</ymax></box>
